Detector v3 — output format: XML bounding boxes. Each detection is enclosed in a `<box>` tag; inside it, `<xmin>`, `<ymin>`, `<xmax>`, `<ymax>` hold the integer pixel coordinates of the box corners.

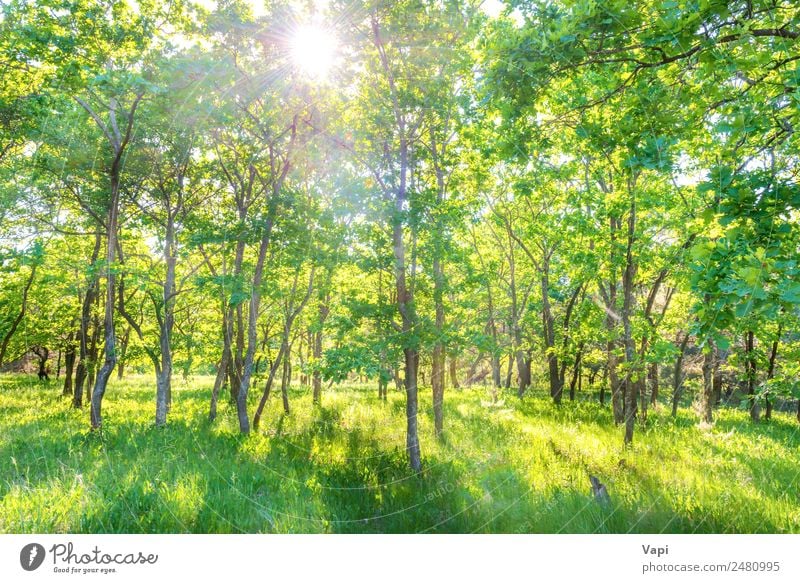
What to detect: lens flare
<box><xmin>289</xmin><ymin>24</ymin><xmax>337</xmax><ymax>81</ymax></box>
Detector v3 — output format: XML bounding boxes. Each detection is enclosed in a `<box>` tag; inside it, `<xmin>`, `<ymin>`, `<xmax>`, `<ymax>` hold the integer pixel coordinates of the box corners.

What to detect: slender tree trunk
<box><xmin>599</xmin><ymin>367</ymin><xmax>606</xmax><ymax>405</ymax></box>
<box><xmin>765</xmin><ymin>323</ymin><xmax>781</xmax><ymax>421</ymax></box>
<box><xmin>209</xmin><ymin>296</ymin><xmax>232</xmax><ymax>421</ymax></box>
<box><xmin>74</xmin><ymin>93</ymin><xmax>142</xmax><ymax>429</ymax></box>
<box><xmin>514</xmin><ymin>329</ymin><xmax>529</xmax><ymax>397</ymax></box>
<box><xmin>745</xmin><ymin>330</ymin><xmax>759</xmax><ymax>422</ymax></box>
<box><xmin>227</xmin><ymin>237</ymin><xmax>247</xmax><ymax>403</ymax></box>
<box><xmin>622</xmin><ymin>196</ymin><xmax>638</xmax><ymax>445</ymax></box>
<box><xmin>312</xmin><ymin>294</ymin><xmax>329</xmax><ymax>405</ymax></box>
<box><xmin>428</xmin><ymin>112</ymin><xmax>450</xmax><ymax>435</ymax></box>
<box><xmin>491</xmin><ymin>355</ymin><xmax>501</xmax><ymax>388</ymax></box>
<box><xmin>298</xmin><ymin>333</ymin><xmax>307</xmax><ymax>386</ymax></box>
<box><xmin>281</xmin><ymin>341</ymin><xmax>291</xmax><ymax>415</ymax></box>
<box><xmin>671</xmin><ymin>332</ymin><xmax>691</xmax><ymax>416</ymax></box>
<box><xmin>540</xmin><ymin>257</ymin><xmax>562</xmax><ymax>404</ymax></box>
<box><xmin>638</xmin><ymin>359</ymin><xmax>648</xmax><ymax>424</ymax></box>
<box><xmin>392</xmin><ymin>171</ymin><xmax>421</xmax><ymax>471</ymax></box>
<box><xmin>447</xmin><ymin>356</ymin><xmax>458</xmax><ymax>389</ymax></box>
<box><xmin>378</xmin><ymin>375</ymin><xmax>387</xmax><ymax>400</ymax></box>
<box><xmin>700</xmin><ymin>340</ymin><xmax>715</xmax><ymax>423</ymax></box>
<box><xmin>236</xmin><ymin>236</ymin><xmax>270</xmax><ymax>434</ymax></box>
<box><xmin>432</xmin><ymin>345</ymin><xmax>445</xmax><ymax>437</ymax></box>
<box><xmin>209</xmin><ymin>358</ymin><xmax>226</xmax><ymax>421</ymax></box>
<box><xmin>712</xmin><ymin>346</ymin><xmax>723</xmax><ymax>406</ymax></box>
<box><xmin>608</xmin><ymin>338</ymin><xmax>622</xmax><ymax>420</ymax></box>
<box><xmin>90</xmin><ymin>162</ymin><xmax>122</xmax><ymax>430</ymax></box>
<box><xmin>252</xmin><ymin>343</ymin><xmax>286</xmax><ymax>431</ymax></box>
<box><xmin>605</xmin><ymin>214</ymin><xmax>624</xmax><ymax>424</ymax></box>
<box><xmin>372</xmin><ymin>10</ymin><xmax>422</xmax><ymax>471</ymax></box>
<box><xmin>116</xmin><ymin>326</ymin><xmax>130</xmax><ymax>380</ymax></box>
<box><xmin>491</xmin><ymin>353</ymin><xmax>501</xmax><ymax>402</ymax></box>
<box><xmin>312</xmin><ymin>328</ymin><xmax>323</xmax><ymax>404</ymax></box>
<box><xmin>34</xmin><ymin>347</ymin><xmax>49</xmax><ymax>381</ymax></box>
<box><xmin>63</xmin><ymin>334</ymin><xmax>76</xmax><ymax>397</ymax></box>
<box><xmin>648</xmin><ymin>362</ymin><xmax>659</xmax><ymax>406</ymax></box>
<box><xmin>155</xmin><ymin>217</ymin><xmax>177</xmax><ymax>427</ymax></box>
<box><xmin>431</xmin><ymin>252</ymin><xmax>445</xmax><ymax>436</ymax></box>
<box><xmin>252</xmin><ymin>268</ymin><xmax>313</xmax><ymax>428</ymax></box>
<box><xmin>404</xmin><ymin>347</ymin><xmax>421</xmax><ymax>471</ymax></box>
<box><xmin>0</xmin><ymin>262</ymin><xmax>37</xmax><ymax>367</ymax></box>
<box><xmin>569</xmin><ymin>344</ymin><xmax>583</xmax><ymax>401</ymax></box>
<box><xmin>87</xmin><ymin>310</ymin><xmax>100</xmax><ymax>396</ymax></box>
<box><xmin>74</xmin><ymin>233</ymin><xmax>102</xmax><ymax>409</ymax></box>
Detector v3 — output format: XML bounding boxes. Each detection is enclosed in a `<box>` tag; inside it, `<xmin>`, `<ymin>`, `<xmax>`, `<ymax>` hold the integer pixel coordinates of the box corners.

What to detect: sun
<box><xmin>289</xmin><ymin>24</ymin><xmax>338</xmax><ymax>81</ymax></box>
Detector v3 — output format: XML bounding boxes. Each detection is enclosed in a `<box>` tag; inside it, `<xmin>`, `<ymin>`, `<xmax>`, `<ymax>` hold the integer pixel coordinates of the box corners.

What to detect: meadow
<box><xmin>1</xmin><ymin>374</ymin><xmax>798</xmax><ymax>534</ymax></box>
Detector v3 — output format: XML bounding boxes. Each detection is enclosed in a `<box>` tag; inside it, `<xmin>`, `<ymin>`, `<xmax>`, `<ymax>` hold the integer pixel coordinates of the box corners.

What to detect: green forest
<box><xmin>1</xmin><ymin>0</ymin><xmax>799</xmax><ymax>533</ymax></box>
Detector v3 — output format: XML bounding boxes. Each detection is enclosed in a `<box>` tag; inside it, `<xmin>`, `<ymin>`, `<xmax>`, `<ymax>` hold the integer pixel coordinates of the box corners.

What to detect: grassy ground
<box><xmin>0</xmin><ymin>373</ymin><xmax>798</xmax><ymax>533</ymax></box>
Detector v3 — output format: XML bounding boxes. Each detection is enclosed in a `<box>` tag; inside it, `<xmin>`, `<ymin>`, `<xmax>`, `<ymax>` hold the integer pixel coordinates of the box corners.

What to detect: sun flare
<box><xmin>289</xmin><ymin>24</ymin><xmax>338</xmax><ymax>81</ymax></box>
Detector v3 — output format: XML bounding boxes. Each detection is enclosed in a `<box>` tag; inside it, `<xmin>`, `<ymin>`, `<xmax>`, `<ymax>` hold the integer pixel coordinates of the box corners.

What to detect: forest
<box><xmin>0</xmin><ymin>0</ymin><xmax>799</xmax><ymax>533</ymax></box>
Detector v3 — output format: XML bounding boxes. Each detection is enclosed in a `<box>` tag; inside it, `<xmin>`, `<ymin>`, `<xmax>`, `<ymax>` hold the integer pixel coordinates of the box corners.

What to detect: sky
<box><xmin>192</xmin><ymin>0</ymin><xmax>511</xmax><ymax>20</ymax></box>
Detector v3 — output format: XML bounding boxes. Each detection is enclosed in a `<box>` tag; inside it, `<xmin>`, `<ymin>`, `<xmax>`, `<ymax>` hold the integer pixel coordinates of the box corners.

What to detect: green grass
<box><xmin>1</xmin><ymin>373</ymin><xmax>799</xmax><ymax>533</ymax></box>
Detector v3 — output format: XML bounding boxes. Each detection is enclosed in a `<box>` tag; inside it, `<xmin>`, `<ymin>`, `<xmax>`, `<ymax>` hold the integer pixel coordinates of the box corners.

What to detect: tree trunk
<box><xmin>599</xmin><ymin>382</ymin><xmax>605</xmax><ymax>405</ymax></box>
<box><xmin>765</xmin><ymin>324</ymin><xmax>781</xmax><ymax>421</ymax></box>
<box><xmin>392</xmin><ymin>173</ymin><xmax>421</xmax><ymax>471</ymax></box>
<box><xmin>569</xmin><ymin>344</ymin><xmax>583</xmax><ymax>401</ymax></box>
<box><xmin>671</xmin><ymin>332</ymin><xmax>691</xmax><ymax>416</ymax></box>
<box><xmin>446</xmin><ymin>356</ymin><xmax>457</xmax><ymax>389</ymax></box>
<box><xmin>372</xmin><ymin>10</ymin><xmax>422</xmax><ymax>471</ymax></box>
<box><xmin>281</xmin><ymin>342</ymin><xmax>291</xmax><ymax>415</ymax></box>
<box><xmin>74</xmin><ymin>93</ymin><xmax>143</xmax><ymax>429</ymax></box>
<box><xmin>541</xmin><ymin>258</ymin><xmax>562</xmax><ymax>404</ymax></box>
<box><xmin>63</xmin><ymin>333</ymin><xmax>76</xmax><ymax>397</ymax></box>
<box><xmin>252</xmin><ymin>342</ymin><xmax>286</xmax><ymax>431</ymax></box>
<box><xmin>227</xmin><ymin>237</ymin><xmax>246</xmax><ymax>404</ymax></box>
<box><xmin>74</xmin><ymin>233</ymin><xmax>102</xmax><ymax>409</ymax></box>
<box><xmin>312</xmin><ymin>294</ymin><xmax>329</xmax><ymax>405</ymax></box>
<box><xmin>491</xmin><ymin>353</ymin><xmax>501</xmax><ymax>402</ymax></box>
<box><xmin>253</xmin><ymin>268</ymin><xmax>313</xmax><ymax>427</ymax></box>
<box><xmin>745</xmin><ymin>330</ymin><xmax>759</xmax><ymax>422</ymax></box>
<box><xmin>514</xmin><ymin>333</ymin><xmax>529</xmax><ymax>397</ymax></box>
<box><xmin>405</xmin><ymin>347</ymin><xmax>421</xmax><ymax>471</ymax></box>
<box><xmin>701</xmin><ymin>341</ymin><xmax>715</xmax><ymax>424</ymax></box>
<box><xmin>87</xmin><ymin>310</ymin><xmax>101</xmax><ymax>396</ymax></box>
<box><xmin>0</xmin><ymin>261</ymin><xmax>37</xmax><ymax>367</ymax></box>
<box><xmin>622</xmin><ymin>197</ymin><xmax>638</xmax><ymax>445</ymax></box>
<box><xmin>648</xmin><ymin>362</ymin><xmax>659</xmax><ymax>406</ymax></box>
<box><xmin>90</xmin><ymin>161</ymin><xmax>122</xmax><ymax>430</ymax></box>
<box><xmin>155</xmin><ymin>216</ymin><xmax>177</xmax><ymax>427</ymax></box>
<box><xmin>209</xmin><ymin>358</ymin><xmax>226</xmax><ymax>422</ymax></box>
<box><xmin>116</xmin><ymin>326</ymin><xmax>130</xmax><ymax>380</ymax></box>
<box><xmin>209</xmin><ymin>299</ymin><xmax>232</xmax><ymax>421</ymax></box>
<box><xmin>378</xmin><ymin>373</ymin><xmax>389</xmax><ymax>401</ymax></box>
<box><xmin>312</xmin><ymin>329</ymin><xmax>323</xmax><ymax>404</ymax></box>
<box><xmin>712</xmin><ymin>346</ymin><xmax>723</xmax><ymax>406</ymax></box>
<box><xmin>33</xmin><ymin>347</ymin><xmax>49</xmax><ymax>381</ymax></box>
<box><xmin>431</xmin><ymin>250</ymin><xmax>445</xmax><ymax>437</ymax></box>
<box><xmin>432</xmin><ymin>345</ymin><xmax>445</xmax><ymax>437</ymax></box>
<box><xmin>639</xmin><ymin>373</ymin><xmax>648</xmax><ymax>424</ymax></box>
<box><xmin>236</xmin><ymin>235</ymin><xmax>271</xmax><ymax>434</ymax></box>
<box><xmin>605</xmin><ymin>214</ymin><xmax>624</xmax><ymax>424</ymax></box>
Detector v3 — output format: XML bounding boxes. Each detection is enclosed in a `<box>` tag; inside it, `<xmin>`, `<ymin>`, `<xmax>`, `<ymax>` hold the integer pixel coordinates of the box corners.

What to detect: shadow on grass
<box><xmin>2</xmin><ymin>377</ymin><xmax>799</xmax><ymax>533</ymax></box>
